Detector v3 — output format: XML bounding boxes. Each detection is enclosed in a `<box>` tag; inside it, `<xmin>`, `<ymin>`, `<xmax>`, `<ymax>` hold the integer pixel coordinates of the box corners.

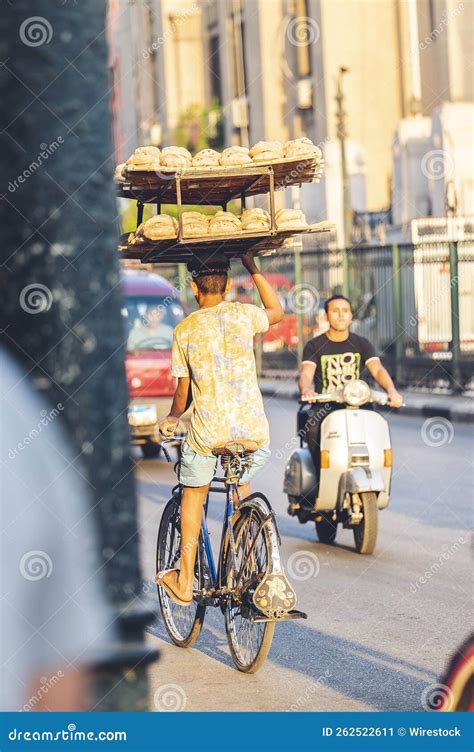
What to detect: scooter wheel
<box><xmin>353</xmin><ymin>492</ymin><xmax>378</xmax><ymax>554</ymax></box>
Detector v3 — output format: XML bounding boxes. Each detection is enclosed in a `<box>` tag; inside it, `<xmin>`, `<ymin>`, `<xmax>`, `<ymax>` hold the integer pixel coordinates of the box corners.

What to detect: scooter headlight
<box><xmin>343</xmin><ymin>380</ymin><xmax>371</xmax><ymax>407</ymax></box>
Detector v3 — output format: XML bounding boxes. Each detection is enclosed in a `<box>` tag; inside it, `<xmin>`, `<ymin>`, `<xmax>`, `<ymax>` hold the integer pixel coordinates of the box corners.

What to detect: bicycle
<box><xmin>156</xmin><ymin>437</ymin><xmax>307</xmax><ymax>673</ymax></box>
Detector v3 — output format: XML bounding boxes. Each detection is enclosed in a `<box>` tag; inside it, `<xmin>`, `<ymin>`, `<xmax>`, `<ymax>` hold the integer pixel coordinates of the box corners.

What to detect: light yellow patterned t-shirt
<box><xmin>171</xmin><ymin>301</ymin><xmax>270</xmax><ymax>456</ymax></box>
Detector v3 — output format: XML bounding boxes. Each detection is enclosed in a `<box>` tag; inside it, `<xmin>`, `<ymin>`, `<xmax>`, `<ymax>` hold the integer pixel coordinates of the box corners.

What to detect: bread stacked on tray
<box><xmin>284</xmin><ymin>137</ymin><xmax>322</xmax><ymax>160</ymax></box>
<box><xmin>120</xmin><ymin>136</ymin><xmax>323</xmax><ymax>177</ymax></box>
<box><xmin>182</xmin><ymin>211</ymin><xmax>210</xmax><ymax>237</ymax></box>
<box><xmin>241</xmin><ymin>208</ymin><xmax>271</xmax><ymax>231</ymax></box>
<box><xmin>126</xmin><ymin>205</ymin><xmax>309</xmax><ymax>245</ymax></box>
<box><xmin>128</xmin><ymin>215</ymin><xmax>178</xmax><ymax>244</ymax></box>
<box><xmin>219</xmin><ymin>146</ymin><xmax>252</xmax><ymax>166</ymax></box>
<box><xmin>114</xmin><ymin>163</ymin><xmax>127</xmax><ymax>183</ymax></box>
<box><xmin>275</xmin><ymin>208</ymin><xmax>308</xmax><ymax>229</ymax></box>
<box><xmin>249</xmin><ymin>141</ymin><xmax>284</xmax><ymax>162</ymax></box>
<box><xmin>161</xmin><ymin>146</ymin><xmax>192</xmax><ymax>169</ymax></box>
<box><xmin>125</xmin><ymin>146</ymin><xmax>161</xmax><ymax>171</ymax></box>
<box><xmin>192</xmin><ymin>149</ymin><xmax>221</xmax><ymax>168</ymax></box>
<box><xmin>209</xmin><ymin>211</ymin><xmax>242</xmax><ymax>234</ymax></box>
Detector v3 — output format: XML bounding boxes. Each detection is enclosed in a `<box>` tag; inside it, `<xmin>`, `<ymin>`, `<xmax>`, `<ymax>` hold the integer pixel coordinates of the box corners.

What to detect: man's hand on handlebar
<box><xmin>301</xmin><ymin>389</ymin><xmax>319</xmax><ymax>403</ymax></box>
<box><xmin>159</xmin><ymin>416</ymin><xmax>180</xmax><ymax>438</ymax></box>
<box><xmin>387</xmin><ymin>389</ymin><xmax>403</xmax><ymax>408</ymax></box>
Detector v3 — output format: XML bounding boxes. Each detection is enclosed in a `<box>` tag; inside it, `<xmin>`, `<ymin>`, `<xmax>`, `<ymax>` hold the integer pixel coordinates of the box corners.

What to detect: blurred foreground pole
<box><xmin>0</xmin><ymin>1</ymin><xmax>157</xmax><ymax>709</ymax></box>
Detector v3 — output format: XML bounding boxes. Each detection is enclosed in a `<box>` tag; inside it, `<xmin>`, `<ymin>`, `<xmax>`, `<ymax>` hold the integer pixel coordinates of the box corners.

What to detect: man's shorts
<box><xmin>179</xmin><ymin>440</ymin><xmax>271</xmax><ymax>488</ymax></box>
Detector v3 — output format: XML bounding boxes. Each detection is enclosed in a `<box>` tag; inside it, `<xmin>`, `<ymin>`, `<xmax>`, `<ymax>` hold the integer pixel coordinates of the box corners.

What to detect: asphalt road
<box><xmin>136</xmin><ymin>397</ymin><xmax>472</xmax><ymax>712</ymax></box>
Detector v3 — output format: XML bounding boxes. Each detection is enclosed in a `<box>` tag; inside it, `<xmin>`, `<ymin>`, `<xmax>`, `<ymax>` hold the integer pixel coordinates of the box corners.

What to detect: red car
<box><xmin>121</xmin><ymin>268</ymin><xmax>186</xmax><ymax>457</ymax></box>
<box><xmin>232</xmin><ymin>273</ymin><xmax>299</xmax><ymax>351</ymax></box>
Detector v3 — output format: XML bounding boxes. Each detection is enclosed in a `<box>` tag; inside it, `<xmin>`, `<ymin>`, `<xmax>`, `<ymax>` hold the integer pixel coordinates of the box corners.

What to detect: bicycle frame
<box><xmin>189</xmin><ymin>471</ymin><xmax>240</xmax><ymax>593</ymax></box>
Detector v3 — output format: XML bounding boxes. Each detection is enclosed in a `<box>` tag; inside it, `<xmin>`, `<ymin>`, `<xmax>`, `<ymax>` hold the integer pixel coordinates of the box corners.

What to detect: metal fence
<box><xmin>156</xmin><ymin>239</ymin><xmax>474</xmax><ymax>391</ymax></box>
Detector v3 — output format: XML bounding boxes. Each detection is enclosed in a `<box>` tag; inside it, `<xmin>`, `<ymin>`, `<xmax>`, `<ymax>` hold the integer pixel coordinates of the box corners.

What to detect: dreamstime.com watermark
<box><xmin>286</xmin><ymin>283</ymin><xmax>320</xmax><ymax>315</ymax></box>
<box><xmin>285</xmin><ymin>15</ymin><xmax>320</xmax><ymax>48</ymax></box>
<box><xmin>21</xmin><ymin>671</ymin><xmax>64</xmax><ymax>712</ymax></box>
<box><xmin>409</xmin><ymin>536</ymin><xmax>466</xmax><ymax>593</ymax></box>
<box><xmin>19</xmin><ymin>550</ymin><xmax>53</xmax><ymax>581</ymax></box>
<box><xmin>154</xmin><ymin>683</ymin><xmax>187</xmax><ymax>712</ymax></box>
<box><xmin>139</xmin><ymin>270</ymin><xmax>197</xmax><ymax>326</ymax></box>
<box><xmin>409</xmin><ymin>276</ymin><xmax>458</xmax><ymax>328</ymax></box>
<box><xmin>8</xmin><ymin>137</ymin><xmax>64</xmax><ymax>193</ymax></box>
<box><xmin>7</xmin><ymin>403</ymin><xmax>64</xmax><ymax>460</ymax></box>
<box><xmin>275</xmin><ymin>402</ymin><xmax>331</xmax><ymax>460</ymax></box>
<box><xmin>421</xmin><ymin>417</ymin><xmax>454</xmax><ymax>447</ymax></box>
<box><xmin>288</xmin><ymin>670</ymin><xmax>331</xmax><ymax>711</ymax></box>
<box><xmin>8</xmin><ymin>724</ymin><xmax>127</xmax><ymax>743</ymax></box>
<box><xmin>421</xmin><ymin>683</ymin><xmax>454</xmax><ymax>711</ymax></box>
<box><xmin>143</xmin><ymin>4</ymin><xmax>199</xmax><ymax>59</ymax></box>
<box><xmin>419</xmin><ymin>2</ymin><xmax>464</xmax><ymax>50</ymax></box>
<box><xmin>421</xmin><ymin>149</ymin><xmax>454</xmax><ymax>181</ymax></box>
<box><xmin>287</xmin><ymin>550</ymin><xmax>320</xmax><ymax>581</ymax></box>
<box><xmin>19</xmin><ymin>16</ymin><xmax>53</xmax><ymax>47</ymax></box>
<box><xmin>19</xmin><ymin>283</ymin><xmax>53</xmax><ymax>314</ymax></box>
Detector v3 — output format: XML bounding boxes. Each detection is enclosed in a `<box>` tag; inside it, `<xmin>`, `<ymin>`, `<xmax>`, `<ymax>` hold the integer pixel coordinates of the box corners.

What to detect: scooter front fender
<box><xmin>341</xmin><ymin>467</ymin><xmax>385</xmax><ymax>495</ymax></box>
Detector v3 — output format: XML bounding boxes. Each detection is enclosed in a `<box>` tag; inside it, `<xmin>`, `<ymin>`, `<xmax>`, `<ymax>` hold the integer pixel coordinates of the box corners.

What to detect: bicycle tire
<box><xmin>156</xmin><ymin>496</ymin><xmax>206</xmax><ymax>647</ymax></box>
<box><xmin>222</xmin><ymin>505</ymin><xmax>276</xmax><ymax>673</ymax></box>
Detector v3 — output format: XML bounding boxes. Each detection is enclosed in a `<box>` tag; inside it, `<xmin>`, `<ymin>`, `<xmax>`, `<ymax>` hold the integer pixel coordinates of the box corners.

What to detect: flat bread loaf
<box><xmin>276</xmin><ymin>207</ymin><xmax>308</xmax><ymax>228</ymax></box>
<box><xmin>209</xmin><ymin>211</ymin><xmax>242</xmax><ymax>234</ymax></box>
<box><xmin>138</xmin><ymin>215</ymin><xmax>178</xmax><ymax>240</ymax></box>
<box><xmin>219</xmin><ymin>146</ymin><xmax>252</xmax><ymax>166</ymax></box>
<box><xmin>192</xmin><ymin>149</ymin><xmax>221</xmax><ymax>167</ymax></box>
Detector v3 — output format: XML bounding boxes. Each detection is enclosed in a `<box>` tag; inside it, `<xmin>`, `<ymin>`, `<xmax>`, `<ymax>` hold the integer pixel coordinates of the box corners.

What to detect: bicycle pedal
<box><xmin>252</xmin><ymin>572</ymin><xmax>297</xmax><ymax>618</ymax></box>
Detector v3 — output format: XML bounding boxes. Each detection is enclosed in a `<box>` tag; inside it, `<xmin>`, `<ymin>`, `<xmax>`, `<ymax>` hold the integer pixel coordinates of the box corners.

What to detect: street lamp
<box><xmin>335</xmin><ymin>66</ymin><xmax>351</xmax><ymax>296</ymax></box>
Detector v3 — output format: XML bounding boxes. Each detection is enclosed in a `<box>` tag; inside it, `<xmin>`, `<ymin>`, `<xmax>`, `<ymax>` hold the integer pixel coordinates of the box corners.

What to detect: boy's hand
<box><xmin>159</xmin><ymin>416</ymin><xmax>180</xmax><ymax>438</ymax></box>
<box><xmin>387</xmin><ymin>390</ymin><xmax>403</xmax><ymax>408</ymax></box>
<box><xmin>241</xmin><ymin>251</ymin><xmax>259</xmax><ymax>274</ymax></box>
<box><xmin>301</xmin><ymin>388</ymin><xmax>319</xmax><ymax>403</ymax></box>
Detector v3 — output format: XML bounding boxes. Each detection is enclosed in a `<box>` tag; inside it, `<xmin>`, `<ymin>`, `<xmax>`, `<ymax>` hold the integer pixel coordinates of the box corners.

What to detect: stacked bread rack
<box><xmin>116</xmin><ymin>138</ymin><xmax>333</xmax><ymax>264</ymax></box>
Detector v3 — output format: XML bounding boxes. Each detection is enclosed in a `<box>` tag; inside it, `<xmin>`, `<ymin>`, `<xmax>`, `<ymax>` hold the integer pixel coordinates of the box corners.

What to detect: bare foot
<box><xmin>155</xmin><ymin>569</ymin><xmax>193</xmax><ymax>605</ymax></box>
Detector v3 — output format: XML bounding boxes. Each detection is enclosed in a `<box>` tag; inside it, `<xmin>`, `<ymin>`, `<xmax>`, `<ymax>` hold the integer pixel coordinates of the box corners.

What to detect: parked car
<box><xmin>232</xmin><ymin>273</ymin><xmax>299</xmax><ymax>351</ymax></box>
<box><xmin>121</xmin><ymin>268</ymin><xmax>186</xmax><ymax>458</ymax></box>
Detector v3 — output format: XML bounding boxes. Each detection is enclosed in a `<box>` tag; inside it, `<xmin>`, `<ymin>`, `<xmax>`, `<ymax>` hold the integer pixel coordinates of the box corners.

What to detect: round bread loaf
<box><xmin>192</xmin><ymin>148</ymin><xmax>221</xmax><ymax>166</ymax></box>
<box><xmin>249</xmin><ymin>140</ymin><xmax>283</xmax><ymax>158</ymax></box>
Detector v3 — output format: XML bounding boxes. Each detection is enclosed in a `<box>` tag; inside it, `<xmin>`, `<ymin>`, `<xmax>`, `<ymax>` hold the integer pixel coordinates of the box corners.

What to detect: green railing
<box><xmin>157</xmin><ymin>240</ymin><xmax>474</xmax><ymax>392</ymax></box>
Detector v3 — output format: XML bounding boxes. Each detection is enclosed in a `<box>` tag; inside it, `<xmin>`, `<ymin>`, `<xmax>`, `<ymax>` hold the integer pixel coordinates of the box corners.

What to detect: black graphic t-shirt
<box><xmin>302</xmin><ymin>332</ymin><xmax>378</xmax><ymax>393</ymax></box>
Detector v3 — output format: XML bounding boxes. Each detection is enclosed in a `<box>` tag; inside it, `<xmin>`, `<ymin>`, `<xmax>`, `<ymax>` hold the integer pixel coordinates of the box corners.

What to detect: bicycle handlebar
<box><xmin>299</xmin><ymin>394</ymin><xmax>404</xmax><ymax>408</ymax></box>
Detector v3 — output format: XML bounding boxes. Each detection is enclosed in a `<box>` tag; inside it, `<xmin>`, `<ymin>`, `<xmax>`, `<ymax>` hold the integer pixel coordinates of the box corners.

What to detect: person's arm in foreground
<box><xmin>366</xmin><ymin>358</ymin><xmax>403</xmax><ymax>407</ymax></box>
<box><xmin>160</xmin><ymin>376</ymin><xmax>190</xmax><ymax>437</ymax></box>
<box><xmin>241</xmin><ymin>251</ymin><xmax>284</xmax><ymax>324</ymax></box>
<box><xmin>299</xmin><ymin>361</ymin><xmax>318</xmax><ymax>401</ymax></box>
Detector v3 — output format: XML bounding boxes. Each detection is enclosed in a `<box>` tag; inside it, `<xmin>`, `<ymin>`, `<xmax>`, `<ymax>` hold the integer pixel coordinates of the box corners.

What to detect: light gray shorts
<box><xmin>178</xmin><ymin>440</ymin><xmax>271</xmax><ymax>488</ymax></box>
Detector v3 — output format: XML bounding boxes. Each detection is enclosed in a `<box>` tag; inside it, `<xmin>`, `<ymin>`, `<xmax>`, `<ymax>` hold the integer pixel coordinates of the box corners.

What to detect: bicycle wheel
<box><xmin>156</xmin><ymin>496</ymin><xmax>206</xmax><ymax>647</ymax></box>
<box><xmin>223</xmin><ymin>506</ymin><xmax>276</xmax><ymax>673</ymax></box>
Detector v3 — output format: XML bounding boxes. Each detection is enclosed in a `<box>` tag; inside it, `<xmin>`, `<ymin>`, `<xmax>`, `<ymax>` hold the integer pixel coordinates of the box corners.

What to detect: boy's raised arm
<box><xmin>241</xmin><ymin>251</ymin><xmax>284</xmax><ymax>325</ymax></box>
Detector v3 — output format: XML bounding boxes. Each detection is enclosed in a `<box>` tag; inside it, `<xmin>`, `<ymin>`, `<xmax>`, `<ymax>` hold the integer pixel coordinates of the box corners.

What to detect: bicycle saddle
<box><xmin>212</xmin><ymin>440</ymin><xmax>260</xmax><ymax>457</ymax></box>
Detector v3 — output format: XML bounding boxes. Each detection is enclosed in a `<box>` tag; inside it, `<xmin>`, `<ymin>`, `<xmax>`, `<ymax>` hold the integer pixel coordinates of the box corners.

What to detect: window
<box><xmin>209</xmin><ymin>30</ymin><xmax>222</xmax><ymax>103</ymax></box>
<box><xmin>122</xmin><ymin>296</ymin><xmax>185</xmax><ymax>352</ymax></box>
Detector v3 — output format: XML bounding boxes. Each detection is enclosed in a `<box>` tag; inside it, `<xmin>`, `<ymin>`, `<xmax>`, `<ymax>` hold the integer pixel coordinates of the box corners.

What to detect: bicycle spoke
<box><xmin>225</xmin><ymin>509</ymin><xmax>274</xmax><ymax>670</ymax></box>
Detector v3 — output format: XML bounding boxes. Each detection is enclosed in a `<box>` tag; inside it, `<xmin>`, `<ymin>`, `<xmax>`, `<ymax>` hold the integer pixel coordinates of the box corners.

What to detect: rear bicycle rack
<box><xmin>251</xmin><ymin>609</ymin><xmax>308</xmax><ymax>623</ymax></box>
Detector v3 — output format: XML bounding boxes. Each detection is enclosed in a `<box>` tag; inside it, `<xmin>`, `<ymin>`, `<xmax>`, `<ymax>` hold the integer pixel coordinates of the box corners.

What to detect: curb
<box><xmin>259</xmin><ymin>382</ymin><xmax>474</xmax><ymax>424</ymax></box>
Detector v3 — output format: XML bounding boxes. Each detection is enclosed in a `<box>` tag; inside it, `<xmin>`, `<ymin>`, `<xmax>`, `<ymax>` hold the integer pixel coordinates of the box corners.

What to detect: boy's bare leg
<box><xmin>159</xmin><ymin>483</ymin><xmax>250</xmax><ymax>600</ymax></box>
<box><xmin>177</xmin><ymin>484</ymin><xmax>209</xmax><ymax>598</ymax></box>
<box><xmin>159</xmin><ymin>484</ymin><xmax>209</xmax><ymax>601</ymax></box>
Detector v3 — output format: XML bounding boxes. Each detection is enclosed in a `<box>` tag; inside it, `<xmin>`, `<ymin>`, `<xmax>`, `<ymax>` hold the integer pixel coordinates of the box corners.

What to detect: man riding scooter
<box><xmin>285</xmin><ymin>294</ymin><xmax>403</xmax><ymax>552</ymax></box>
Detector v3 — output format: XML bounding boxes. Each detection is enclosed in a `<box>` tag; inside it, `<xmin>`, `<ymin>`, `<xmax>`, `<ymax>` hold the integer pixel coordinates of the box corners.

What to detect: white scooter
<box><xmin>284</xmin><ymin>380</ymin><xmax>399</xmax><ymax>554</ymax></box>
